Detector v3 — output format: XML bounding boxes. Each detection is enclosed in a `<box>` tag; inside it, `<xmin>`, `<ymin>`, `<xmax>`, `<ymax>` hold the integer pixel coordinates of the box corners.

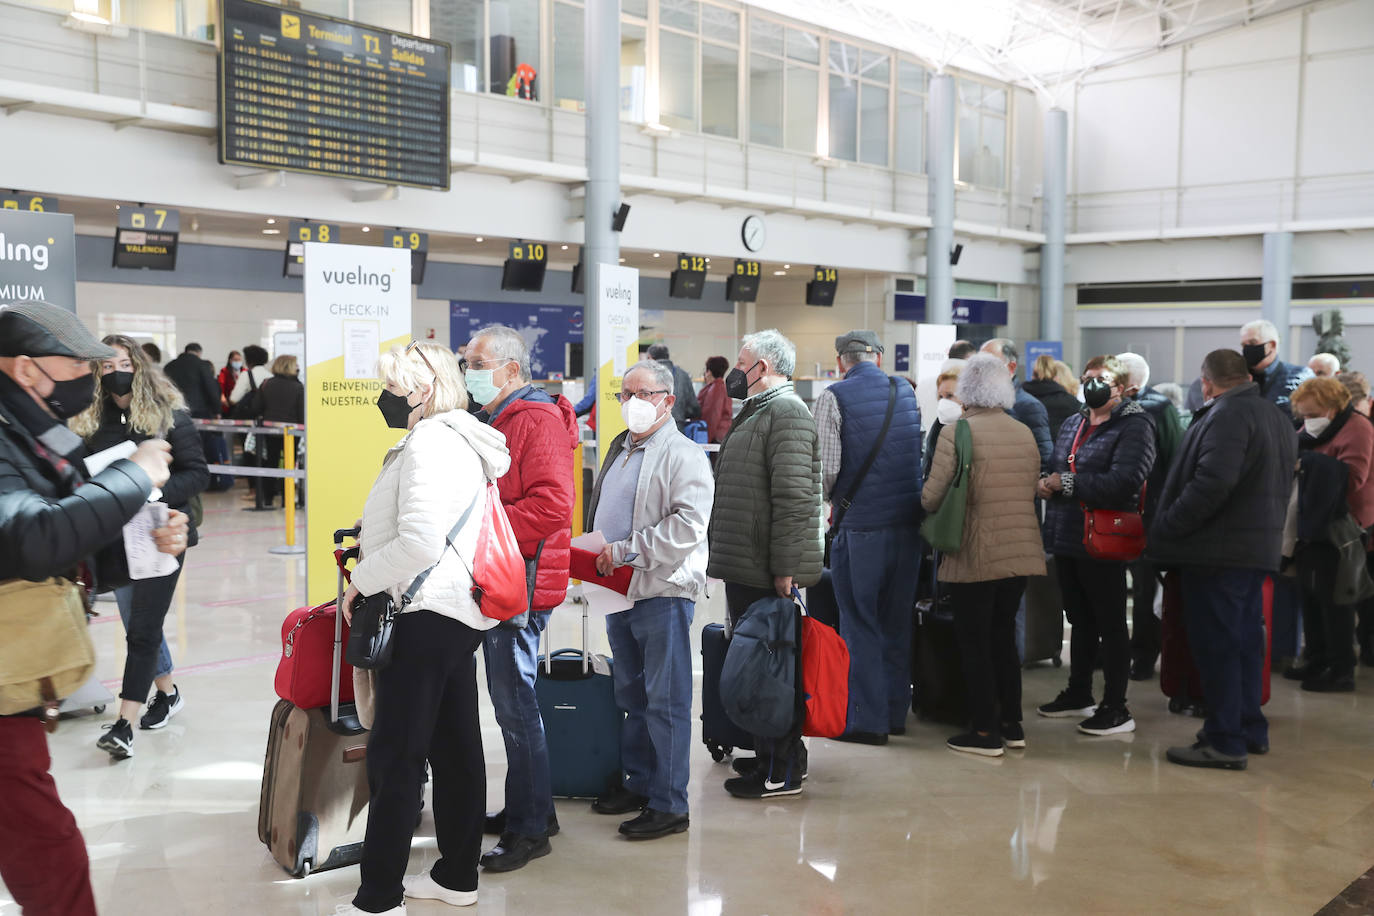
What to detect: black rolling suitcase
<box><xmin>700</xmin><ymin>622</ymin><xmax>755</xmax><ymax>761</ymax></box>
<box><xmin>911</xmin><ymin>550</ymin><xmax>968</xmax><ymax>726</ymax></box>
<box><xmin>536</xmin><ymin>601</ymin><xmax>623</xmax><ymax>798</ymax></box>
<box><xmin>1022</xmin><ymin>555</ymin><xmax>1065</xmax><ymax>668</ymax></box>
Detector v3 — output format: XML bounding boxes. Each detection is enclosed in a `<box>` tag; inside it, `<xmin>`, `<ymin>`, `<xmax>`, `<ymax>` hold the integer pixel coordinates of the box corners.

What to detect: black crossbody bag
<box><xmin>824</xmin><ymin>377</ymin><xmax>898</xmax><ymax>567</ymax></box>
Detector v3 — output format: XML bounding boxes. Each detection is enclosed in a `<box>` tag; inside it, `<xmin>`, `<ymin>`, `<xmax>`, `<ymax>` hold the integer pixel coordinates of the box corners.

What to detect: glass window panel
<box><xmin>785</xmin><ymin>63</ymin><xmax>818</xmax><ymax>153</ymax></box>
<box><xmin>623</xmin><ymin>0</ymin><xmax>648</xmax><ymax>18</ymax></box>
<box><xmin>702</xmin><ymin>5</ymin><xmax>739</xmax><ymax>43</ymax></box>
<box><xmin>351</xmin><ymin>0</ymin><xmax>411</xmax><ymax>31</ymax></box>
<box><xmin>749</xmin><ymin>17</ymin><xmax>783</xmax><ymax>56</ymax></box>
<box><xmin>430</xmin><ymin>0</ymin><xmax>484</xmax><ymax>92</ymax></box>
<box><xmin>749</xmin><ymin>52</ymin><xmax>783</xmax><ymax>147</ymax></box>
<box><xmin>895</xmin><ymin>90</ymin><xmax>922</xmax><ymax>173</ymax></box>
<box><xmin>827</xmin><ymin>72</ymin><xmax>857</xmax><ymax>161</ymax></box>
<box><xmin>659</xmin><ymin>29</ymin><xmax>698</xmax><ymax>130</ymax></box>
<box><xmin>898</xmin><ymin>59</ymin><xmax>924</xmax><ymax>94</ymax></box>
<box><xmin>957</xmin><ymin>78</ymin><xmax>981</xmax><ymax>106</ymax></box>
<box><xmin>828</xmin><ymin>41</ymin><xmax>857</xmax><ymax>76</ymax></box>
<box><xmin>860</xmin><ymin>49</ymin><xmax>889</xmax><ymax>84</ymax></box>
<box><xmin>958</xmin><ymin>112</ymin><xmax>978</xmax><ymax>182</ymax></box>
<box><xmin>621</xmin><ymin>21</ymin><xmax>648</xmax><ymax>121</ymax></box>
<box><xmin>786</xmin><ymin>28</ymin><xmax>820</xmax><ymax>64</ymax></box>
<box><xmin>660</xmin><ymin>0</ymin><xmax>698</xmax><ymax>32</ymax></box>
<box><xmin>984</xmin><ymin>87</ymin><xmax>1007</xmax><ymax>113</ymax></box>
<box><xmin>553</xmin><ymin>2</ymin><xmax>585</xmax><ymax>109</ymax></box>
<box><xmin>490</xmin><ymin>0</ymin><xmax>540</xmax><ymax>101</ymax></box>
<box><xmin>977</xmin><ymin>114</ymin><xmax>1005</xmax><ymax>187</ymax></box>
<box><xmin>859</xmin><ymin>83</ymin><xmax>888</xmax><ymax>166</ymax></box>
<box><xmin>956</xmin><ymin>280</ymin><xmax>999</xmax><ymax>298</ymax></box>
<box><xmin>701</xmin><ymin>42</ymin><xmax>739</xmax><ymax>138</ymax></box>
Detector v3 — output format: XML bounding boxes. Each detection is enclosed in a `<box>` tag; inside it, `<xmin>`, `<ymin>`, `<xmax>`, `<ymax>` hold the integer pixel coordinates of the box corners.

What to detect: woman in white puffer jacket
<box><xmin>341</xmin><ymin>341</ymin><xmax>511</xmax><ymax>916</ymax></box>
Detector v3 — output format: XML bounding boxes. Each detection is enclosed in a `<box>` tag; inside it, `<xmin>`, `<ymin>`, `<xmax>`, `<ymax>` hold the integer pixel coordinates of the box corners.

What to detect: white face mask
<box><xmin>936</xmin><ymin>398</ymin><xmax>963</xmax><ymax>426</ymax></box>
<box><xmin>1304</xmin><ymin>416</ymin><xmax>1332</xmax><ymax>437</ymax></box>
<box><xmin>621</xmin><ymin>396</ymin><xmax>661</xmax><ymax>435</ymax></box>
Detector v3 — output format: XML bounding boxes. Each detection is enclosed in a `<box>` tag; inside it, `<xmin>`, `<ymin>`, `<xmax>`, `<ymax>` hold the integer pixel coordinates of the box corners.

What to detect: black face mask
<box><xmin>1242</xmin><ymin>343</ymin><xmax>1269</xmax><ymax>369</ymax></box>
<box><xmin>376</xmin><ymin>389</ymin><xmax>416</xmax><ymax>429</ymax></box>
<box><xmin>1082</xmin><ymin>377</ymin><xmax>1115</xmax><ymax>410</ymax></box>
<box><xmin>725</xmin><ymin>360</ymin><xmax>762</xmax><ymax>400</ymax></box>
<box><xmin>103</xmin><ymin>371</ymin><xmax>134</xmax><ymax>398</ymax></box>
<box><xmin>33</xmin><ymin>362</ymin><xmax>97</xmax><ymax>420</ymax></box>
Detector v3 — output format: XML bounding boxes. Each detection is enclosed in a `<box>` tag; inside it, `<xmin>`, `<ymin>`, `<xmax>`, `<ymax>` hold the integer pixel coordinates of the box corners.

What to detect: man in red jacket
<box><xmin>462</xmin><ymin>325</ymin><xmax>577</xmax><ymax>873</ymax></box>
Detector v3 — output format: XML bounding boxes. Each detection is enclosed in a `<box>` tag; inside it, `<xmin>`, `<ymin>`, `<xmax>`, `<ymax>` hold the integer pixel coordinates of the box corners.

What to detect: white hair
<box><xmin>1310</xmin><ymin>353</ymin><xmax>1340</xmax><ymax>375</ymax></box>
<box><xmin>624</xmin><ymin>359</ymin><xmax>674</xmax><ymax>392</ymax></box>
<box><xmin>1153</xmin><ymin>382</ymin><xmax>1184</xmax><ymax>410</ymax></box>
<box><xmin>1241</xmin><ymin>319</ymin><xmax>1279</xmax><ymax>344</ymax></box>
<box><xmin>1116</xmin><ymin>352</ymin><xmax>1150</xmax><ymax>390</ymax></box>
<box><xmin>741</xmin><ymin>328</ymin><xmax>796</xmax><ymax>378</ymax></box>
<box><xmin>956</xmin><ymin>353</ymin><xmax>1015</xmax><ymax>409</ymax></box>
<box><xmin>940</xmin><ymin>357</ymin><xmax>968</xmax><ymax>373</ymax></box>
<box><xmin>471</xmin><ymin>325</ymin><xmax>532</xmax><ymax>382</ymax></box>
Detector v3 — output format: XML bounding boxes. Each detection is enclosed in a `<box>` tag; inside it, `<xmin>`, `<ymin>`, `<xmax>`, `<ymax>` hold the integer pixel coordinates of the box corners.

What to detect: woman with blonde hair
<box><xmin>70</xmin><ymin>334</ymin><xmax>208</xmax><ymax>759</ymax></box>
<box><xmin>341</xmin><ymin>341</ymin><xmax>511</xmax><ymax>915</ymax></box>
<box><xmin>258</xmin><ymin>354</ymin><xmax>305</xmax><ymax>507</ymax></box>
<box><xmin>1025</xmin><ymin>354</ymin><xmax>1083</xmax><ymax>440</ymax></box>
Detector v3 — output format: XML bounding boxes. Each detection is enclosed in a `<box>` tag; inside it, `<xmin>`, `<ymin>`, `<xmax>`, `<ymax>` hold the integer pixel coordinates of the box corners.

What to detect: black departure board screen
<box><xmin>219</xmin><ymin>0</ymin><xmax>451</xmax><ymax>190</ymax></box>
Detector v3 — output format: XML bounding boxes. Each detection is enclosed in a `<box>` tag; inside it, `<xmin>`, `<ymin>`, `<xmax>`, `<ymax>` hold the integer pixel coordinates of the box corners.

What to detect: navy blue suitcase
<box><xmin>535</xmin><ymin>608</ymin><xmax>623</xmax><ymax>798</ymax></box>
<box><xmin>700</xmin><ymin>622</ymin><xmax>755</xmax><ymax>762</ymax></box>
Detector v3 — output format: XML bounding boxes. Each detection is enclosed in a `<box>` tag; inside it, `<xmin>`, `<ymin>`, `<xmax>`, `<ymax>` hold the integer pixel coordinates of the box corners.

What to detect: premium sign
<box><xmin>0</xmin><ymin>209</ymin><xmax>76</xmax><ymax>310</ymax></box>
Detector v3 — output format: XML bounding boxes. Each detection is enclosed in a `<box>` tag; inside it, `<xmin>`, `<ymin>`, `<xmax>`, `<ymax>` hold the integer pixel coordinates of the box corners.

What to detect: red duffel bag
<box><xmin>799</xmin><ymin>608</ymin><xmax>850</xmax><ymax>739</ymax></box>
<box><xmin>274</xmin><ymin>545</ymin><xmax>356</xmax><ymax>709</ymax></box>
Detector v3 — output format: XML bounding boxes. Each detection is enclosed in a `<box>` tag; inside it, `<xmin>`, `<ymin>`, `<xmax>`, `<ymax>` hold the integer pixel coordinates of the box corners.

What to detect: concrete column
<box><xmin>1040</xmin><ymin>108</ymin><xmax>1068</xmax><ymax>341</ymax></box>
<box><xmin>1261</xmin><ymin>231</ymin><xmax>1294</xmax><ymax>337</ymax></box>
<box><xmin>583</xmin><ymin>0</ymin><xmax>621</xmax><ymax>381</ymax></box>
<box><xmin>925</xmin><ymin>73</ymin><xmax>956</xmax><ymax>324</ymax></box>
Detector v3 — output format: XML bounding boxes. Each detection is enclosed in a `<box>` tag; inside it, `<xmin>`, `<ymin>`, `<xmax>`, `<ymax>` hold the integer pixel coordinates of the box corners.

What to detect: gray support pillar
<box><xmin>583</xmin><ymin>0</ymin><xmax>621</xmax><ymax>382</ymax></box>
<box><xmin>1261</xmin><ymin>231</ymin><xmax>1294</xmax><ymax>338</ymax></box>
<box><xmin>1040</xmin><ymin>108</ymin><xmax>1068</xmax><ymax>341</ymax></box>
<box><xmin>925</xmin><ymin>73</ymin><xmax>956</xmax><ymax>324</ymax></box>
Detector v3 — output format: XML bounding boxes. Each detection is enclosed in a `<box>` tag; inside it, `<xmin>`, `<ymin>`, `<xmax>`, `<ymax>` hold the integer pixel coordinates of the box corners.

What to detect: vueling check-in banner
<box><xmin>595</xmin><ymin>264</ymin><xmax>640</xmax><ymax>466</ymax></box>
<box><xmin>304</xmin><ymin>242</ymin><xmax>411</xmax><ymax>603</ymax></box>
<box><xmin>0</xmin><ymin>209</ymin><xmax>76</xmax><ymax>310</ymax></box>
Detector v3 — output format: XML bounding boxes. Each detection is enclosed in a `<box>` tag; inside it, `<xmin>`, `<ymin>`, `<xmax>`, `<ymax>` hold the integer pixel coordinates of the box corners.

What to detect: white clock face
<box><xmin>741</xmin><ymin>215</ymin><xmax>766</xmax><ymax>252</ymax></box>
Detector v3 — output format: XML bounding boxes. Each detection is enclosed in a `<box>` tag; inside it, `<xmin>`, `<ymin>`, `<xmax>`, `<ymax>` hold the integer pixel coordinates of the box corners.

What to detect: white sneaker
<box><xmin>336</xmin><ymin>905</ymin><xmax>404</xmax><ymax>915</ymax></box>
<box><xmin>403</xmin><ymin>872</ymin><xmax>478</xmax><ymax>907</ymax></box>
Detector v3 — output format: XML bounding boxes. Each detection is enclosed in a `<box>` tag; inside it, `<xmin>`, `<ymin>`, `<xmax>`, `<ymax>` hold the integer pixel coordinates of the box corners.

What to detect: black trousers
<box><xmin>1129</xmin><ymin>558</ymin><xmax>1160</xmax><ymax>666</ymax></box>
<box><xmin>261</xmin><ymin>437</ymin><xmax>297</xmax><ymax>505</ymax></box>
<box><xmin>1058</xmin><ymin>555</ymin><xmax>1131</xmax><ymax>708</ymax></box>
<box><xmin>119</xmin><ymin>556</ymin><xmax>183</xmax><ymax>703</ymax></box>
<box><xmin>945</xmin><ymin>577</ymin><xmax>1026</xmax><ymax>734</ymax></box>
<box><xmin>354</xmin><ymin>611</ymin><xmax>486</xmax><ymax>913</ymax></box>
<box><xmin>1297</xmin><ymin>544</ymin><xmax>1357</xmax><ymax>676</ymax></box>
<box><xmin>724</xmin><ymin>582</ymin><xmax>805</xmax><ymax>784</ymax></box>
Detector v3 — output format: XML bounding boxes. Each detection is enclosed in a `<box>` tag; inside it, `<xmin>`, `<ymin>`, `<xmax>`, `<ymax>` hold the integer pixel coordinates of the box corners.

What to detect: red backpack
<box><xmin>796</xmin><ymin>593</ymin><xmax>850</xmax><ymax>738</ymax></box>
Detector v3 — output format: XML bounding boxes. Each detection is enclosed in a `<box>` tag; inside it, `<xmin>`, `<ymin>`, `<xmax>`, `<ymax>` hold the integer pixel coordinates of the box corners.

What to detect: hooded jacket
<box><xmin>488</xmin><ymin>388</ymin><xmax>579</xmax><ymax>611</ymax></box>
<box><xmin>352</xmin><ymin>409</ymin><xmax>512</xmax><ymax>632</ymax></box>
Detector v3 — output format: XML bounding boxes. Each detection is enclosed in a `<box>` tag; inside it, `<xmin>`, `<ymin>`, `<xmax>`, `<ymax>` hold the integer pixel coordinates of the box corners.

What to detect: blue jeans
<box><xmin>830</xmin><ymin>526</ymin><xmax>919</xmax><ymax>734</ymax></box>
<box><xmin>482</xmin><ymin>610</ymin><xmax>552</xmax><ymax>837</ymax></box>
<box><xmin>604</xmin><ymin>596</ymin><xmax>694</xmax><ymax>816</ymax></box>
<box><xmin>1181</xmin><ymin>566</ymin><xmax>1269</xmax><ymax>757</ymax></box>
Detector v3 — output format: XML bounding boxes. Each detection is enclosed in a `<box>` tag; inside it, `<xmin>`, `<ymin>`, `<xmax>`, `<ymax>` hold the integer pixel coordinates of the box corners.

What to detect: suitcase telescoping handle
<box><xmin>540</xmin><ymin>594</ymin><xmax>591</xmax><ymax>676</ymax></box>
<box><xmin>331</xmin><ymin>527</ymin><xmax>361</xmax><ymax>724</ymax></box>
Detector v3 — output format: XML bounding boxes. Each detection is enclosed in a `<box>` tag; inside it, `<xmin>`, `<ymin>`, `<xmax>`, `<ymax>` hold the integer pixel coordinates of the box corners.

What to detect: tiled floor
<box><xmin>5</xmin><ymin>488</ymin><xmax>1374</xmax><ymax>915</ymax></box>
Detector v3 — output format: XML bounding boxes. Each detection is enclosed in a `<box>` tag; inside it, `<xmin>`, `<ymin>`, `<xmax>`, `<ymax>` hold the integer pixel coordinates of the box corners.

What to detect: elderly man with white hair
<box><xmin>1309</xmin><ymin>353</ymin><xmax>1341</xmax><ymax>378</ymax></box>
<box><xmin>1240</xmin><ymin>318</ymin><xmax>1312</xmax><ymax>414</ymax></box>
<box><xmin>1116</xmin><ymin>352</ymin><xmax>1185</xmax><ymax>680</ymax></box>
<box><xmin>707</xmin><ymin>328</ymin><xmax>823</xmax><ymax>799</ymax></box>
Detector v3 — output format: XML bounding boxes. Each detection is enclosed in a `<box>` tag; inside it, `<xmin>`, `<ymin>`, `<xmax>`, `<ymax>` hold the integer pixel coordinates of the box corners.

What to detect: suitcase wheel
<box><xmin>1052</xmin><ymin>655</ymin><xmax>1063</xmax><ymax>668</ymax></box>
<box><xmin>706</xmin><ymin>740</ymin><xmax>731</xmax><ymax>763</ymax></box>
<box><xmin>93</xmin><ymin>704</ymin><xmax>106</xmax><ymax>714</ymax></box>
<box><xmin>298</xmin><ymin>859</ymin><xmax>312</xmax><ymax>879</ymax></box>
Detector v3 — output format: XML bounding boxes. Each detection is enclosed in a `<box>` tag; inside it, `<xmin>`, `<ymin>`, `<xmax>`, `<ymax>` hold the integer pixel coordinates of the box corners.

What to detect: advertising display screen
<box><xmin>220</xmin><ymin>0</ymin><xmax>451</xmax><ymax>189</ymax></box>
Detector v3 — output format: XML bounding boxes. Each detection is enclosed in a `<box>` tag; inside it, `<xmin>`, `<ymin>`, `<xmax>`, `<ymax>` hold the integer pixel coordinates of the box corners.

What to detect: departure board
<box><xmin>219</xmin><ymin>0</ymin><xmax>451</xmax><ymax>190</ymax></box>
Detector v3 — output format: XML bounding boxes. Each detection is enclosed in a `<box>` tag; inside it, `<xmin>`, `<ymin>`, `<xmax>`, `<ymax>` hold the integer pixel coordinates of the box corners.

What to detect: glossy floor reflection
<box><xmin>5</xmin><ymin>489</ymin><xmax>1374</xmax><ymax>915</ymax></box>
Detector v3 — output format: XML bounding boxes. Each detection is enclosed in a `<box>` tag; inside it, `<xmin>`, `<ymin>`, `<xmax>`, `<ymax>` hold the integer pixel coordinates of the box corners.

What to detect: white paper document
<box><xmin>344</xmin><ymin>320</ymin><xmax>381</xmax><ymax>380</ymax></box>
<box><xmin>576</xmin><ymin>581</ymin><xmax>634</xmax><ymax>617</ymax></box>
<box><xmin>124</xmin><ymin>502</ymin><xmax>179</xmax><ymax>580</ymax></box>
<box><xmin>84</xmin><ymin>440</ymin><xmax>136</xmax><ymax>476</ymax></box>
<box><xmin>570</xmin><ymin>530</ymin><xmax>607</xmax><ymax>553</ymax></box>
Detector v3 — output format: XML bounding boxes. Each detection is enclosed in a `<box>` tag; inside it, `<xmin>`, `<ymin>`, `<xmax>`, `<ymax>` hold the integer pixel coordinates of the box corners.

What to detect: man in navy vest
<box><xmin>813</xmin><ymin>330</ymin><xmax>924</xmax><ymax>743</ymax></box>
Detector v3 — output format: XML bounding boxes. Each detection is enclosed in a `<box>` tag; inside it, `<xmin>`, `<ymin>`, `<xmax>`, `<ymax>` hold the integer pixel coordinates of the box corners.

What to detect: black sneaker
<box><xmin>946</xmin><ymin>732</ymin><xmax>1004</xmax><ymax>757</ymax></box>
<box><xmin>723</xmin><ymin>769</ymin><xmax>802</xmax><ymax>799</ymax></box>
<box><xmin>1129</xmin><ymin>659</ymin><xmax>1156</xmax><ymax>681</ymax></box>
<box><xmin>97</xmin><ymin>718</ymin><xmax>134</xmax><ymax>760</ymax></box>
<box><xmin>1037</xmin><ymin>691</ymin><xmax>1096</xmax><ymax>718</ymax></box>
<box><xmin>1302</xmin><ymin>669</ymin><xmax>1356</xmax><ymax>692</ymax></box>
<box><xmin>1077</xmin><ymin>704</ymin><xmax>1135</xmax><ymax>736</ymax></box>
<box><xmin>1001</xmin><ymin>722</ymin><xmax>1027</xmax><ymax>749</ymax></box>
<box><xmin>730</xmin><ymin>748</ymin><xmax>809</xmax><ymax>781</ymax></box>
<box><xmin>139</xmin><ymin>685</ymin><xmax>183</xmax><ymax>730</ymax></box>
<box><xmin>591</xmin><ymin>786</ymin><xmax>648</xmax><ymax>815</ymax></box>
<box><xmin>480</xmin><ymin>832</ymin><xmax>551</xmax><ymax>872</ymax></box>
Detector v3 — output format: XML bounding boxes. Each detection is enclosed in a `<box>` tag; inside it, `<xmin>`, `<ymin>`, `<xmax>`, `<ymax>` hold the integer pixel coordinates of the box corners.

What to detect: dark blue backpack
<box><xmin>721</xmin><ymin>595</ymin><xmax>799</xmax><ymax>738</ymax></box>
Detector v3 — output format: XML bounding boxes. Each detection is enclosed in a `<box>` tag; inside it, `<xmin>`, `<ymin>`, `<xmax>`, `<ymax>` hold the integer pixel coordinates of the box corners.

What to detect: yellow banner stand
<box><xmin>302</xmin><ymin>242</ymin><xmax>411</xmax><ymax>604</ymax></box>
<box><xmin>593</xmin><ymin>263</ymin><xmax>639</xmax><ymax>469</ymax></box>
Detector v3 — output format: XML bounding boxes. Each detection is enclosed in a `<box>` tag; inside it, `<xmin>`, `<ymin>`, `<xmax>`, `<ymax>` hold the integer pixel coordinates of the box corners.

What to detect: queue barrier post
<box><xmin>269</xmin><ymin>427</ymin><xmax>305</xmax><ymax>556</ymax></box>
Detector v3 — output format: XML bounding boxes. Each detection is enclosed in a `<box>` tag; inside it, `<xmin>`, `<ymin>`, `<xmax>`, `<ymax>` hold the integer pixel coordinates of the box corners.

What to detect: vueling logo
<box><xmin>281</xmin><ymin>13</ymin><xmax>300</xmax><ymax>38</ymax></box>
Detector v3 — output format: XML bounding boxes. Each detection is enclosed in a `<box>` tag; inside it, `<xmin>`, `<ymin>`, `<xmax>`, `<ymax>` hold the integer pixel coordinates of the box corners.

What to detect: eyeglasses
<box><xmin>617</xmin><ymin>389</ymin><xmax>669</xmax><ymax>403</ymax></box>
<box><xmin>458</xmin><ymin>356</ymin><xmax>512</xmax><ymax>373</ymax></box>
<box><xmin>405</xmin><ymin>340</ymin><xmax>437</xmax><ymax>377</ymax></box>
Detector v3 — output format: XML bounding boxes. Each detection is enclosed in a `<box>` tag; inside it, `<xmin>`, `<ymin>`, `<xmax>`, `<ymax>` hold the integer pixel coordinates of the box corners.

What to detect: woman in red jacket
<box><xmin>217</xmin><ymin>350</ymin><xmax>242</xmax><ymax>416</ymax></box>
<box><xmin>1289</xmin><ymin>376</ymin><xmax>1374</xmax><ymax>691</ymax></box>
<box><xmin>698</xmin><ymin>356</ymin><xmax>733</xmax><ymax>443</ymax></box>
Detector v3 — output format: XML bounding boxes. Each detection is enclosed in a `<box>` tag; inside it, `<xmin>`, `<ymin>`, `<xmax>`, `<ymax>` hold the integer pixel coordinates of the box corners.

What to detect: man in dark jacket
<box><xmin>647</xmin><ymin>344</ymin><xmax>700</xmax><ymax>431</ymax></box>
<box><xmin>812</xmin><ymin>330</ymin><xmax>922</xmax><ymax>743</ymax></box>
<box><xmin>1150</xmin><ymin>349</ymin><xmax>1298</xmax><ymax>770</ymax></box>
<box><xmin>464</xmin><ymin>325</ymin><xmax>577</xmax><ymax>873</ymax></box>
<box><xmin>981</xmin><ymin>339</ymin><xmax>1053</xmax><ymax>471</ymax></box>
<box><xmin>0</xmin><ymin>301</ymin><xmax>184</xmax><ymax>916</ymax></box>
<box><xmin>1117</xmin><ymin>352</ymin><xmax>1185</xmax><ymax>680</ymax></box>
<box><xmin>708</xmin><ymin>328</ymin><xmax>823</xmax><ymax>799</ymax></box>
<box><xmin>163</xmin><ymin>343</ymin><xmax>220</xmax><ymax>419</ymax></box>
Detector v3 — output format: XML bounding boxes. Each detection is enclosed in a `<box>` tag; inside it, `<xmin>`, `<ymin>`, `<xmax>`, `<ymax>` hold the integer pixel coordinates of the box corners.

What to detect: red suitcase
<box><xmin>274</xmin><ymin>545</ymin><xmax>358</xmax><ymax>710</ymax></box>
<box><xmin>1160</xmin><ymin>571</ymin><xmax>1272</xmax><ymax>709</ymax></box>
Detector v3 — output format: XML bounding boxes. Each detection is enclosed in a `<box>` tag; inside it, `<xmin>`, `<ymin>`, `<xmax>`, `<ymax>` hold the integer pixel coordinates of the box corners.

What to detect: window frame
<box><xmin>893</xmin><ymin>56</ymin><xmax>927</xmax><ymax>175</ymax></box>
<box><xmin>955</xmin><ymin>74</ymin><xmax>1009</xmax><ymax>190</ymax></box>
<box><xmin>745</xmin><ymin>10</ymin><xmax>821</xmax><ymax>154</ymax></box>
<box><xmin>821</xmin><ymin>36</ymin><xmax>892</xmax><ymax>166</ymax></box>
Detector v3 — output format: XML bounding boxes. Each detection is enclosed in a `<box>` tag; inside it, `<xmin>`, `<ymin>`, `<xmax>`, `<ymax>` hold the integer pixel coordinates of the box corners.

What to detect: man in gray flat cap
<box><xmin>812</xmin><ymin>330</ymin><xmax>924</xmax><ymax>744</ymax></box>
<box><xmin>0</xmin><ymin>301</ymin><xmax>187</xmax><ymax>916</ymax></box>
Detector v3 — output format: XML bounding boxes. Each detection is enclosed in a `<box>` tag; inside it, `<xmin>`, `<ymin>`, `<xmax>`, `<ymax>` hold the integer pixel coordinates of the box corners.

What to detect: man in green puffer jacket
<box><xmin>707</xmin><ymin>328</ymin><xmax>823</xmax><ymax>800</ymax></box>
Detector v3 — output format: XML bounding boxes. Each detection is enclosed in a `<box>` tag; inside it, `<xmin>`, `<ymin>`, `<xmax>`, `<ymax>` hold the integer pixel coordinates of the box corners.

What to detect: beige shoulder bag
<box><xmin>0</xmin><ymin>577</ymin><xmax>96</xmax><ymax>729</ymax></box>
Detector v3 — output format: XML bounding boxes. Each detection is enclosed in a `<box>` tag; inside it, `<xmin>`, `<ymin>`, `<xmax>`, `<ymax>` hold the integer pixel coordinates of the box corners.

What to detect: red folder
<box><xmin>570</xmin><ymin>546</ymin><xmax>634</xmax><ymax>595</ymax></box>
